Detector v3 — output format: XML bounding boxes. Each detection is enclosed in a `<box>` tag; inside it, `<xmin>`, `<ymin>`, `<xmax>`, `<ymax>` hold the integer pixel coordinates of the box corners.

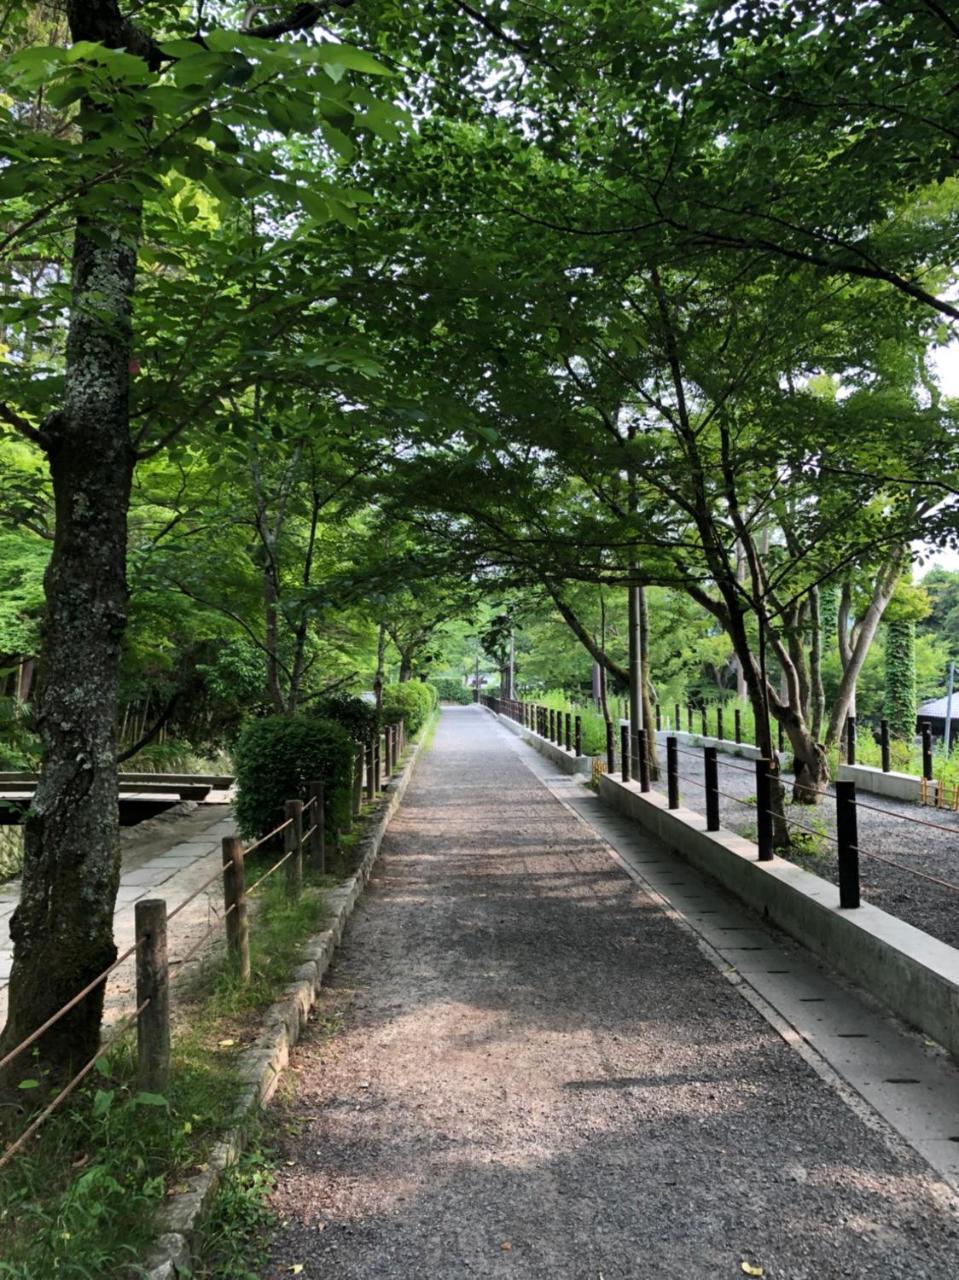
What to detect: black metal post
<box><xmin>922</xmin><ymin>721</ymin><xmax>933</xmax><ymax>780</ymax></box>
<box><xmin>880</xmin><ymin>718</ymin><xmax>890</xmax><ymax>772</ymax></box>
<box><xmin>620</xmin><ymin>724</ymin><xmax>631</xmax><ymax>782</ymax></box>
<box><xmin>835</xmin><ymin>779</ymin><xmax>860</xmax><ymax>908</ymax></box>
<box><xmin>734</xmin><ymin>708</ymin><xmax>742</xmax><ymax>744</ymax></box>
<box><xmin>667</xmin><ymin>736</ymin><xmax>679</xmax><ymax>808</ymax></box>
<box><xmin>700</xmin><ymin>708</ymin><xmax>708</xmax><ymax>737</ymax></box>
<box><xmin>674</xmin><ymin>703</ymin><xmax>681</xmax><ymax>734</ymax></box>
<box><xmin>687</xmin><ymin>705</ymin><xmax>693</xmax><ymax>733</ymax></box>
<box><xmin>549</xmin><ymin>708</ymin><xmax>555</xmax><ymax>742</ymax></box>
<box><xmin>605</xmin><ymin>720</ymin><xmax>614</xmax><ymax>772</ymax></box>
<box><xmin>637</xmin><ymin>728</ymin><xmax>650</xmax><ymax>792</ymax></box>
<box><xmin>716</xmin><ymin>706</ymin><xmax>724</xmax><ymax>742</ymax></box>
<box><xmin>777</xmin><ymin>719</ymin><xmax>785</xmax><ymax>754</ymax></box>
<box><xmin>756</xmin><ymin>759</ymin><xmax>773</xmax><ymax>861</ymax></box>
<box><xmin>574</xmin><ymin>715</ymin><xmax>582</xmax><ymax>756</ymax></box>
<box><xmin>655</xmin><ymin>704</ymin><xmax>662</xmax><ymax>732</ymax></box>
<box><xmin>704</xmin><ymin>746</ymin><xmax>719</xmax><ymax>831</ymax></box>
<box><xmin>846</xmin><ymin>715</ymin><xmax>856</xmax><ymax>766</ymax></box>
<box><xmin>565</xmin><ymin>711</ymin><xmax>572</xmax><ymax>752</ymax></box>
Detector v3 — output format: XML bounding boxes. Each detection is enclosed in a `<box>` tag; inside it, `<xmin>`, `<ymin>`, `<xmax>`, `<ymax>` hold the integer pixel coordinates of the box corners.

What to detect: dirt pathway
<box><xmin>261</xmin><ymin>707</ymin><xmax>958</xmax><ymax>1279</ymax></box>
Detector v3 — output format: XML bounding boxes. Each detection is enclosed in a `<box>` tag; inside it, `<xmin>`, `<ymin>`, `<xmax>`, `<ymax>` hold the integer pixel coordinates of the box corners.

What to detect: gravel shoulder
<box><xmin>261</xmin><ymin>707</ymin><xmax>959</xmax><ymax>1280</ymax></box>
<box><xmin>652</xmin><ymin>745</ymin><xmax>959</xmax><ymax>950</ymax></box>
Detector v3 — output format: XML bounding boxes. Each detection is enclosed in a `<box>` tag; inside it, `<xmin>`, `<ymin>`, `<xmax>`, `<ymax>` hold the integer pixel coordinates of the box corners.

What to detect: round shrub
<box><xmin>233</xmin><ymin>714</ymin><xmax>354</xmax><ymax>841</ymax></box>
<box><xmin>311</xmin><ymin>691</ymin><xmax>380</xmax><ymax>746</ymax></box>
<box><xmin>432</xmin><ymin>677</ymin><xmax>472</xmax><ymax>705</ymax></box>
<box><xmin>381</xmin><ymin>681</ymin><xmax>435</xmax><ymax>736</ymax></box>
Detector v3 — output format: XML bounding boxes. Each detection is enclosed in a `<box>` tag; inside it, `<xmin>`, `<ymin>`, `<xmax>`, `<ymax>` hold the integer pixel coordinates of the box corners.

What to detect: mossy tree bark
<box><xmin>0</xmin><ymin>215</ymin><xmax>137</xmax><ymax>1079</ymax></box>
<box><xmin>884</xmin><ymin>619</ymin><xmax>917</xmax><ymax>739</ymax></box>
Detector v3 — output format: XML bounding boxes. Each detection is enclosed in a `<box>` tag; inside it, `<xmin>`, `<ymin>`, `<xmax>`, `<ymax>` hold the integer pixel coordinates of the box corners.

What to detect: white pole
<box><xmin>945</xmin><ymin>660</ymin><xmax>955</xmax><ymax>754</ymax></box>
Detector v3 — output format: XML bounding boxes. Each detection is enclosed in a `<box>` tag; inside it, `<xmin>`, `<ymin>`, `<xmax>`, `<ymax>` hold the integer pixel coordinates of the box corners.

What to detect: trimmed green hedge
<box><xmin>233</xmin><ymin>714</ymin><xmax>354</xmax><ymax>841</ymax></box>
<box><xmin>311</xmin><ymin>691</ymin><xmax>380</xmax><ymax>746</ymax></box>
<box><xmin>381</xmin><ymin>681</ymin><xmax>435</xmax><ymax>736</ymax></box>
<box><xmin>432</xmin><ymin>676</ymin><xmax>472</xmax><ymax>705</ymax></box>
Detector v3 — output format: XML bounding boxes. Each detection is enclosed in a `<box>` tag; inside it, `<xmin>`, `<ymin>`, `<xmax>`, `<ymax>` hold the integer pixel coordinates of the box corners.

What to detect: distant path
<box><xmin>0</xmin><ymin>803</ymin><xmax>236</xmax><ymax>1029</ymax></box>
<box><xmin>260</xmin><ymin>707</ymin><xmax>958</xmax><ymax>1279</ymax></box>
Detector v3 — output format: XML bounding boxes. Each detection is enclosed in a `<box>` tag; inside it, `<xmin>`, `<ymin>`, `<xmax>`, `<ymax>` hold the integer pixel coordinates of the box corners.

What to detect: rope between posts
<box><xmin>0</xmin><ymin>997</ymin><xmax>150</xmax><ymax>1171</ymax></box>
<box><xmin>301</xmin><ymin>823</ymin><xmax>317</xmax><ymax>846</ymax></box>
<box><xmin>857</xmin><ymin>849</ymin><xmax>959</xmax><ymax>896</ymax></box>
<box><xmin>168</xmin><ymin>902</ymin><xmax>237</xmax><ymax>980</ymax></box>
<box><xmin>246</xmin><ymin>845</ymin><xmax>297</xmax><ymax>896</ymax></box>
<box><xmin>764</xmin><ymin>811</ymin><xmax>839</xmax><ymax>844</ymax></box>
<box><xmin>165</xmin><ymin>861</ymin><xmax>233</xmax><ymax>922</ymax></box>
<box><xmin>671</xmin><ymin>745</ymin><xmax>762</xmax><ymax>777</ymax></box>
<box><xmin>243</xmin><ymin>815</ymin><xmax>293</xmax><ymax>856</ymax></box>
<box><xmin>658</xmin><ymin>772</ymin><xmax>754</xmax><ymax>808</ymax></box>
<box><xmin>0</xmin><ymin>939</ymin><xmax>143</xmax><ymax>1073</ymax></box>
<box><xmin>852</xmin><ymin>800</ymin><xmax>959</xmax><ymax>837</ymax></box>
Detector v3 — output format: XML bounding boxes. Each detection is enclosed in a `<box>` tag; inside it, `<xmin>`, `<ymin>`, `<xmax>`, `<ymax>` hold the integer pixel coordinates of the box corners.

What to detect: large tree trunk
<box><xmin>0</xmin><ymin>214</ymin><xmax>137</xmax><ymax>1080</ymax></box>
<box><xmin>825</xmin><ymin>562</ymin><xmax>901</xmax><ymax>749</ymax></box>
<box><xmin>639</xmin><ymin>585</ymin><xmax>659</xmax><ymax>778</ymax></box>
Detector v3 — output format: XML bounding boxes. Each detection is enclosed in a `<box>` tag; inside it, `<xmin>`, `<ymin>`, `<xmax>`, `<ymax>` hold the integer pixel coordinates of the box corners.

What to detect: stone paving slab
<box><xmin>0</xmin><ymin>805</ymin><xmax>236</xmax><ymax>1029</ymax></box>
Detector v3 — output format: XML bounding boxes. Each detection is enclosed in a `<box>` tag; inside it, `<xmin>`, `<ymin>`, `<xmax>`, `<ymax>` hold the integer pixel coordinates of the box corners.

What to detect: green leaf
<box><xmin>17</xmin><ymin>1078</ymin><xmax>39</xmax><ymax>1090</ymax></box>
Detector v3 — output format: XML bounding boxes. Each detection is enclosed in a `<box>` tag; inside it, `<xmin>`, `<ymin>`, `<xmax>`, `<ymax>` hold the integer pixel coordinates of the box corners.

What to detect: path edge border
<box><xmin>142</xmin><ymin>718</ymin><xmax>434</xmax><ymax>1280</ymax></box>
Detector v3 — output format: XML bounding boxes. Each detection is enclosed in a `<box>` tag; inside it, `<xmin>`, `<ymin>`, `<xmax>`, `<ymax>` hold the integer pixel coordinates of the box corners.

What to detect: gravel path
<box><xmin>651</xmin><ymin>744</ymin><xmax>959</xmax><ymax>951</ymax></box>
<box><xmin>260</xmin><ymin>707</ymin><xmax>958</xmax><ymax>1279</ymax></box>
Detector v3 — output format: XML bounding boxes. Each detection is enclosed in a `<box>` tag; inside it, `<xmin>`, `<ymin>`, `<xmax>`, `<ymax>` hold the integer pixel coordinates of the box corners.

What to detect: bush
<box><xmin>310</xmin><ymin>691</ymin><xmax>380</xmax><ymax>746</ymax></box>
<box><xmin>233</xmin><ymin>714</ymin><xmax>354</xmax><ymax>841</ymax></box>
<box><xmin>381</xmin><ymin>681</ymin><xmax>435</xmax><ymax>736</ymax></box>
<box><xmin>432</xmin><ymin>676</ymin><xmax>472</xmax><ymax>705</ymax></box>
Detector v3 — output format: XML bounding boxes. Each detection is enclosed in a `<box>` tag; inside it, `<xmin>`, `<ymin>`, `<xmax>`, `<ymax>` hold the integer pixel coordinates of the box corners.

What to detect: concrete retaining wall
<box><xmin>654</xmin><ymin>728</ymin><xmax>762</xmax><ymax>761</ymax></box>
<box><xmin>599</xmin><ymin>771</ymin><xmax>959</xmax><ymax>1061</ymax></box>
<box><xmin>493</xmin><ymin>711</ymin><xmax>593</xmax><ymax>776</ymax></box>
<box><xmin>837</xmin><ymin>762</ymin><xmax>923</xmax><ymax>802</ymax></box>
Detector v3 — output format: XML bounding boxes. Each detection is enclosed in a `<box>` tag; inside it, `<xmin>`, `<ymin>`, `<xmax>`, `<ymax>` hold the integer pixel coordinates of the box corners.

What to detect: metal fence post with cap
<box><xmin>846</xmin><ymin>715</ymin><xmax>856</xmax><ymax>766</ymax></box>
<box><xmin>222</xmin><ymin>836</ymin><xmax>250</xmax><ymax>982</ymax></box>
<box><xmin>605</xmin><ymin>721</ymin><xmax>614</xmax><ymax>772</ymax></box>
<box><xmin>309</xmin><ymin>780</ymin><xmax>325</xmax><ymax>874</ymax></box>
<box><xmin>285</xmin><ymin>799</ymin><xmax>303</xmax><ymax>899</ymax></box>
<box><xmin>135</xmin><ymin>899</ymin><xmax>170</xmax><ymax>1093</ymax></box>
<box><xmin>835</xmin><ymin>779</ymin><xmax>860</xmax><ymax>908</ymax></box>
<box><xmin>666</xmin><ymin>735</ymin><xmax>679</xmax><ymax>808</ymax></box>
<box><xmin>734</xmin><ymin>708</ymin><xmax>742</xmax><ymax>744</ymax></box>
<box><xmin>574</xmin><ymin>714</ymin><xmax>582</xmax><ymax>757</ymax></box>
<box><xmin>704</xmin><ymin>746</ymin><xmax>720</xmax><ymax>831</ymax></box>
<box><xmin>880</xmin><ymin>718</ymin><xmax>891</xmax><ymax>773</ymax></box>
<box><xmin>620</xmin><ymin>724</ymin><xmax>631</xmax><ymax>782</ymax></box>
<box><xmin>637</xmin><ymin>728</ymin><xmax>650</xmax><ymax>791</ymax></box>
<box><xmin>922</xmin><ymin>721</ymin><xmax>934</xmax><ymax>781</ymax></box>
<box><xmin>755</xmin><ymin>760</ymin><xmax>773</xmax><ymax>861</ymax></box>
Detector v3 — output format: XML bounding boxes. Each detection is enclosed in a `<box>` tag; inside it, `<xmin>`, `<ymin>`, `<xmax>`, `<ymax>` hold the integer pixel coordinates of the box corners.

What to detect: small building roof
<box><xmin>917</xmin><ymin>695</ymin><xmax>959</xmax><ymax>718</ymax></box>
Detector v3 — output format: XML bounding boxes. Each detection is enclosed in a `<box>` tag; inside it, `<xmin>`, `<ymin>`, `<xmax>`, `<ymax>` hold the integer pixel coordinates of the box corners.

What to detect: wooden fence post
<box><xmin>285</xmin><ymin>799</ymin><xmax>303</xmax><ymax>900</ymax></box>
<box><xmin>365</xmin><ymin>741</ymin><xmax>375</xmax><ymax>801</ymax></box>
<box><xmin>136</xmin><ymin>899</ymin><xmax>170</xmax><ymax>1094</ymax></box>
<box><xmin>374</xmin><ymin>733</ymin><xmax>382</xmax><ymax>792</ymax></box>
<box><xmin>384</xmin><ymin>725</ymin><xmax>393</xmax><ymax>778</ymax></box>
<box><xmin>309</xmin><ymin>780</ymin><xmax>326</xmax><ymax>874</ymax></box>
<box><xmin>222</xmin><ymin>836</ymin><xmax>250</xmax><ymax>982</ymax></box>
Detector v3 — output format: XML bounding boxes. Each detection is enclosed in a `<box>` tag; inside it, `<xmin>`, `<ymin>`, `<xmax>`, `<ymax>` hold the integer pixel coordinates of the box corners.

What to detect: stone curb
<box><xmin>141</xmin><ymin>723</ymin><xmax>432</xmax><ymax>1279</ymax></box>
<box><xmin>488</xmin><ymin>708</ymin><xmax>594</xmax><ymax>775</ymax></box>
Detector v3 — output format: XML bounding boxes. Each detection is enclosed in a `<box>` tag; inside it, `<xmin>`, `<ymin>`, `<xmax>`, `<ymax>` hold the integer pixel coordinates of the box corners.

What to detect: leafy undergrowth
<box><xmin>0</xmin><ymin>865</ymin><xmax>331</xmax><ymax>1277</ymax></box>
<box><xmin>0</xmin><ymin>733</ymin><xmax>423</xmax><ymax>1277</ymax></box>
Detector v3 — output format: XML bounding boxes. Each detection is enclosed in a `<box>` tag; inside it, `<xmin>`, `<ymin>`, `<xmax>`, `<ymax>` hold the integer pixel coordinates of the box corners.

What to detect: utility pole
<box><xmin>946</xmin><ymin>660</ymin><xmax>955</xmax><ymax>753</ymax></box>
